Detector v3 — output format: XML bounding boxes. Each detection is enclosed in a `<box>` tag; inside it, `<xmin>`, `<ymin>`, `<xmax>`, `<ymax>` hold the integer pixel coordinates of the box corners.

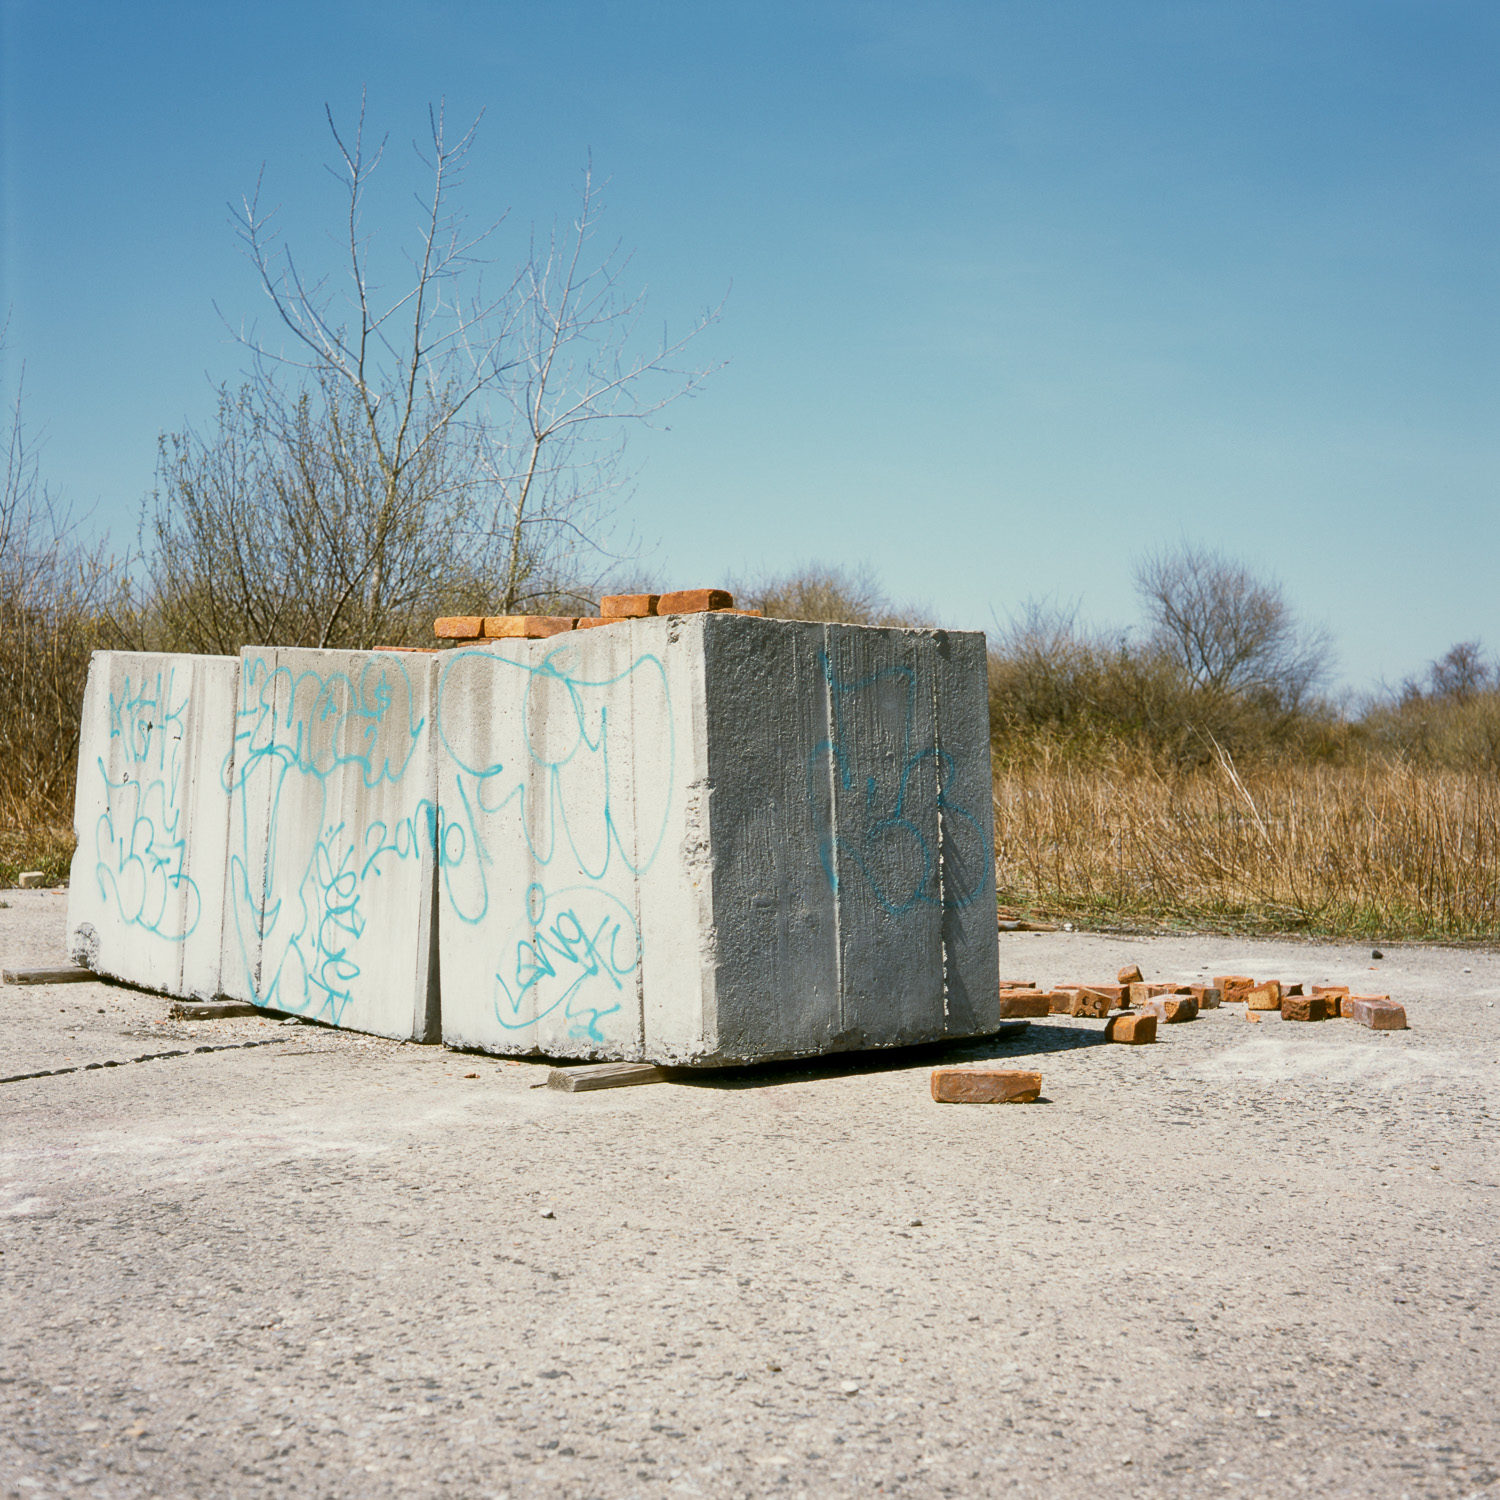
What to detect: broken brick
<box><xmin>1141</xmin><ymin>995</ymin><xmax>1198</xmax><ymax>1024</ymax></box>
<box><xmin>930</xmin><ymin>1067</ymin><xmax>1043</xmax><ymax>1103</ymax></box>
<box><xmin>1246</xmin><ymin>982</ymin><xmax>1283</xmax><ymax>1011</ymax></box>
<box><xmin>1347</xmin><ymin>996</ymin><xmax>1406</xmax><ymax>1030</ymax></box>
<box><xmin>434</xmin><ymin>616</ymin><xmax>484</xmax><ymax>640</ymax></box>
<box><xmin>1057</xmin><ymin>982</ymin><xmax>1125</xmax><ymax>1004</ymax></box>
<box><xmin>1280</xmin><ymin>995</ymin><xmax>1330</xmax><ymax>1022</ymax></box>
<box><xmin>657</xmin><ymin>588</ymin><xmax>734</xmax><ymax>615</ymax></box>
<box><xmin>574</xmin><ymin>617</ymin><xmax>618</xmax><ymax>630</ymax></box>
<box><xmin>1066</xmin><ymin>988</ymin><xmax>1112</xmax><ymax>1019</ymax></box>
<box><xmin>998</xmin><ymin>990</ymin><xmax>1052</xmax><ymax>1018</ymax></box>
<box><xmin>1117</xmin><ymin>963</ymin><xmax>1144</xmax><ymax>986</ymax></box>
<box><xmin>1104</xmin><ymin>1013</ymin><xmax>1156</xmax><ymax>1044</ymax></box>
<box><xmin>600</xmin><ymin>593</ymin><xmax>659</xmax><ymax>618</ymax></box>
<box><xmin>1188</xmin><ymin>985</ymin><xmax>1223</xmax><ymax>1009</ymax></box>
<box><xmin>1214</xmin><ymin>974</ymin><xmax>1255</xmax><ymax>1003</ymax></box>
<box><xmin>997</xmin><ymin>980</ymin><xmax>1036</xmax><ymax>991</ymax></box>
<box><xmin>483</xmin><ymin>615</ymin><xmax>578</xmax><ymax>639</ymax></box>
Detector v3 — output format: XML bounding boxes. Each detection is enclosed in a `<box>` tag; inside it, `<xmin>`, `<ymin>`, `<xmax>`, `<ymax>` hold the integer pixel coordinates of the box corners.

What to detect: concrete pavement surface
<box><xmin>3</xmin><ymin>887</ymin><xmax>1498</xmax><ymax>1498</ymax></box>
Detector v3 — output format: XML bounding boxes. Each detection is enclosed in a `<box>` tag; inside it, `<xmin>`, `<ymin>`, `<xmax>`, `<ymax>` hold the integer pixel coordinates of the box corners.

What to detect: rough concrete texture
<box><xmin>435</xmin><ymin>615</ymin><xmax>999</xmax><ymax>1065</ymax></box>
<box><xmin>5</xmin><ymin>898</ymin><xmax>1498</xmax><ymax>1498</ymax></box>
<box><xmin>66</xmin><ymin>651</ymin><xmax>241</xmax><ymax>1000</ymax></box>
<box><xmin>217</xmin><ymin>648</ymin><xmax>440</xmax><ymax>1041</ymax></box>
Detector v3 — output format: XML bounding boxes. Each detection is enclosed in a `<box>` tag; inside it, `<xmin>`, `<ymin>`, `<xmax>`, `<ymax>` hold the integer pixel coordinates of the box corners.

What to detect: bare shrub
<box><xmin>734</xmin><ymin>563</ymin><xmax>930</xmax><ymax>627</ymax></box>
<box><xmin>0</xmin><ymin>357</ymin><xmax>126</xmax><ymax>839</ymax></box>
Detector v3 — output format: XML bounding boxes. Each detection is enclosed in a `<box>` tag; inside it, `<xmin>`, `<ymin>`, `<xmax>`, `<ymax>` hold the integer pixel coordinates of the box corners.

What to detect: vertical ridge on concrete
<box><xmin>930</xmin><ymin>629</ymin><xmax>1000</xmax><ymax>1035</ymax></box>
<box><xmin>820</xmin><ymin>622</ymin><xmax>846</xmax><ymax>1043</ymax></box>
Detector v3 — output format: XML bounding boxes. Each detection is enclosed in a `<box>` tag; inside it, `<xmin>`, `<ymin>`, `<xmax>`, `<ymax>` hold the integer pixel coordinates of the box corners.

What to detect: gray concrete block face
<box><xmin>218</xmin><ymin>648</ymin><xmax>439</xmax><ymax>1041</ymax></box>
<box><xmin>67</xmin><ymin>651</ymin><xmax>240</xmax><ymax>999</ymax></box>
<box><xmin>703</xmin><ymin>617</ymin><xmax>998</xmax><ymax>1062</ymax></box>
<box><xmin>432</xmin><ymin>620</ymin><xmax>712</xmax><ymax>1062</ymax></box>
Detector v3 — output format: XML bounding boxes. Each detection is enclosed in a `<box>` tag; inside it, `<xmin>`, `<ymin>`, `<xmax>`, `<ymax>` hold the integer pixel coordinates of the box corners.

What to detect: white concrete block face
<box><xmin>703</xmin><ymin>617</ymin><xmax>999</xmax><ymax>1062</ymax></box>
<box><xmin>220</xmin><ymin>648</ymin><xmax>439</xmax><ymax>1041</ymax></box>
<box><xmin>433</xmin><ymin>621</ymin><xmax>712</xmax><ymax>1061</ymax></box>
<box><xmin>67</xmin><ymin>651</ymin><xmax>239</xmax><ymax>999</ymax></box>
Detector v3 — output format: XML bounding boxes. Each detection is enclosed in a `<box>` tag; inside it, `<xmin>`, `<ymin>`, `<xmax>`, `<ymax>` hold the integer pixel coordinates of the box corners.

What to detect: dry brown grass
<box><xmin>993</xmin><ymin>750</ymin><xmax>1500</xmax><ymax>940</ymax></box>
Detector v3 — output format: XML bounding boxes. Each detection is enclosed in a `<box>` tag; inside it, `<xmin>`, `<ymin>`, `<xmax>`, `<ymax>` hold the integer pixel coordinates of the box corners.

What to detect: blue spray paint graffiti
<box><xmin>226</xmin><ymin>653</ymin><xmax>431</xmax><ymax>1025</ymax></box>
<box><xmin>807</xmin><ymin>651</ymin><xmax>988</xmax><ymax>915</ymax></box>
<box><xmin>90</xmin><ymin>666</ymin><xmax>201</xmax><ymax>941</ymax></box>
<box><xmin>434</xmin><ymin>643</ymin><xmax>674</xmax><ymax>1042</ymax></box>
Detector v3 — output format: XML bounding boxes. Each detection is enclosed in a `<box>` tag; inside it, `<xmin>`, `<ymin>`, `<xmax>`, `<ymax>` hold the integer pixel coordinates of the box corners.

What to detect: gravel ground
<box><xmin>2</xmin><ymin>888</ymin><xmax>1498</xmax><ymax>1500</ymax></box>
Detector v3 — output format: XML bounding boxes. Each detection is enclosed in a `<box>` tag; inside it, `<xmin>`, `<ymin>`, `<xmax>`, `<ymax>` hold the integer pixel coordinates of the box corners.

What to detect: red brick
<box><xmin>998</xmin><ymin>990</ymin><xmax>1052</xmax><ymax>1018</ymax></box>
<box><xmin>483</xmin><ymin>615</ymin><xmax>578</xmax><ymax>639</ymax></box>
<box><xmin>1104</xmin><ymin>1013</ymin><xmax>1157</xmax><ymax>1044</ymax></box>
<box><xmin>657</xmin><ymin>588</ymin><xmax>734</xmax><ymax>614</ymax></box>
<box><xmin>1066</xmin><ymin>988</ymin><xmax>1112</xmax><ymax>1019</ymax></box>
<box><xmin>1310</xmin><ymin>984</ymin><xmax>1349</xmax><ymax>1016</ymax></box>
<box><xmin>434</xmin><ymin>616</ymin><xmax>484</xmax><ymax>639</ymax></box>
<box><xmin>930</xmin><ymin>1067</ymin><xmax>1043</xmax><ymax>1104</ymax></box>
<box><xmin>1280</xmin><ymin>995</ymin><xmax>1331</xmax><ymax>1022</ymax></box>
<box><xmin>997</xmin><ymin>980</ymin><xmax>1036</xmax><ymax>991</ymax></box>
<box><xmin>600</xmin><ymin>593</ymin><xmax>659</xmax><ymax>618</ymax></box>
<box><xmin>1141</xmin><ymin>995</ymin><xmax>1198</xmax><ymax>1024</ymax></box>
<box><xmin>723</xmin><ymin>608</ymin><xmax>764</xmax><ymax>617</ymax></box>
<box><xmin>1347</xmin><ymin>996</ymin><xmax>1406</xmax><ymax>1030</ymax></box>
<box><xmin>574</xmin><ymin>617</ymin><xmax>619</xmax><ymax>630</ymax></box>
<box><xmin>1246</xmin><ymin>982</ymin><xmax>1283</xmax><ymax>1011</ymax></box>
<box><xmin>1117</xmin><ymin>963</ymin><xmax>1144</xmax><ymax>986</ymax></box>
<box><xmin>1214</xmin><ymin>974</ymin><xmax>1255</xmax><ymax>1003</ymax></box>
<box><xmin>1188</xmin><ymin>985</ymin><xmax>1223</xmax><ymax>1009</ymax></box>
<box><xmin>1057</xmin><ymin>982</ymin><xmax>1125</xmax><ymax>1004</ymax></box>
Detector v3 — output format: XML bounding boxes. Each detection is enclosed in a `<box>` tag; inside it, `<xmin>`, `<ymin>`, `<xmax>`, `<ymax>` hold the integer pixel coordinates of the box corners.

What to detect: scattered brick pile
<box><xmin>993</xmin><ymin>961</ymin><xmax>1407</xmax><ymax>1038</ymax></box>
<box><xmin>934</xmin><ymin>960</ymin><xmax>1409</xmax><ymax>1102</ymax></box>
<box><xmin>434</xmin><ymin>589</ymin><xmax>763</xmax><ymax>642</ymax></box>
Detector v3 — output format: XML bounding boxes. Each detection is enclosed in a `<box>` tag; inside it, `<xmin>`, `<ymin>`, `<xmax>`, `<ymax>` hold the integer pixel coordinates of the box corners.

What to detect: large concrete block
<box><xmin>435</xmin><ymin>614</ymin><xmax>999</xmax><ymax>1064</ymax></box>
<box><xmin>219</xmin><ymin>648</ymin><xmax>440</xmax><ymax>1040</ymax></box>
<box><xmin>67</xmin><ymin>651</ymin><xmax>239</xmax><ymax>997</ymax></box>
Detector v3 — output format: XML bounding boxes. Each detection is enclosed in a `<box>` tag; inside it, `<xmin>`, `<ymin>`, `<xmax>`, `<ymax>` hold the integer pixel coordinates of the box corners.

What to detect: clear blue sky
<box><xmin>2</xmin><ymin>0</ymin><xmax>1495</xmax><ymax>692</ymax></box>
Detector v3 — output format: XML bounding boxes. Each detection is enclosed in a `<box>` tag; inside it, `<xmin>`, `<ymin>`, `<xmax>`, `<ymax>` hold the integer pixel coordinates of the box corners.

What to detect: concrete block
<box><xmin>67</xmin><ymin>651</ymin><xmax>240</xmax><ymax>999</ymax></box>
<box><xmin>930</xmin><ymin>1067</ymin><xmax>1042</xmax><ymax>1103</ymax></box>
<box><xmin>16</xmin><ymin>871</ymin><xmax>47</xmax><ymax>889</ymax></box>
<box><xmin>218</xmin><ymin>647</ymin><xmax>440</xmax><ymax>1040</ymax></box>
<box><xmin>433</xmin><ymin>614</ymin><xmax>998</xmax><ymax>1064</ymax></box>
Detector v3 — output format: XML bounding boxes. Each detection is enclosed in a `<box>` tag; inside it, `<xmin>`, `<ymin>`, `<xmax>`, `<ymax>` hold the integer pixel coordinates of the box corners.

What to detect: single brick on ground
<box><xmin>1104</xmin><ymin>1013</ymin><xmax>1157</xmax><ymax>1044</ymax></box>
<box><xmin>998</xmin><ymin>990</ymin><xmax>1052</xmax><ymax>1018</ymax></box>
<box><xmin>1141</xmin><ymin>995</ymin><xmax>1198</xmax><ymax>1024</ymax></box>
<box><xmin>1281</xmin><ymin>995</ymin><xmax>1331</xmax><ymax>1022</ymax></box>
<box><xmin>930</xmin><ymin>1067</ymin><xmax>1043</xmax><ymax>1104</ymax></box>
<box><xmin>1347</xmin><ymin>996</ymin><xmax>1407</xmax><ymax>1029</ymax></box>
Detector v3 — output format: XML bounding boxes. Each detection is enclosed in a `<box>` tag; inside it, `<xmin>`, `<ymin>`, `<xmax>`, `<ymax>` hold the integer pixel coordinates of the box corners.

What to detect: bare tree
<box><xmin>146</xmin><ymin>98</ymin><xmax>719</xmax><ymax>650</ymax></box>
<box><xmin>1427</xmin><ymin>641</ymin><xmax>1492</xmax><ymax>702</ymax></box>
<box><xmin>1134</xmin><ymin>542</ymin><xmax>1332</xmax><ymax>709</ymax></box>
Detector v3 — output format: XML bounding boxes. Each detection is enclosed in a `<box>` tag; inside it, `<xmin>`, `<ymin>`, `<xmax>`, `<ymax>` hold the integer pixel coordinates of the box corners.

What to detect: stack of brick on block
<box><xmin>434</xmin><ymin>589</ymin><xmax>763</xmax><ymax>642</ymax></box>
<box><xmin>994</xmin><ymin>961</ymin><xmax>1407</xmax><ymax>1041</ymax></box>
